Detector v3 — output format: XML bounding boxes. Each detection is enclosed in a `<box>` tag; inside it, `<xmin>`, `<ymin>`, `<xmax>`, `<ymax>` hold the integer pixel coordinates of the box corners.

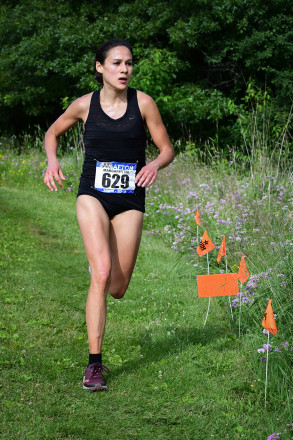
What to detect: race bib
<box><xmin>94</xmin><ymin>161</ymin><xmax>137</xmax><ymax>193</ymax></box>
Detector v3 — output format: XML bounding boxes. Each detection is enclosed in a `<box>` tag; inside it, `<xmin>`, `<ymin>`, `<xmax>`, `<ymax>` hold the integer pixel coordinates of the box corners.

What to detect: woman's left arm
<box><xmin>135</xmin><ymin>92</ymin><xmax>174</xmax><ymax>188</ymax></box>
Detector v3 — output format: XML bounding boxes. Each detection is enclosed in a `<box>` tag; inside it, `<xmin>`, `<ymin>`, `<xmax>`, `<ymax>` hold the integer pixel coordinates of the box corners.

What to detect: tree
<box><xmin>0</xmin><ymin>0</ymin><xmax>292</xmax><ymax>143</ymax></box>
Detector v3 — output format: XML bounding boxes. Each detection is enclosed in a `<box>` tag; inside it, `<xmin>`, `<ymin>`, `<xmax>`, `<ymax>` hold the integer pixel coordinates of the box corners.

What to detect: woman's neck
<box><xmin>99</xmin><ymin>85</ymin><xmax>128</xmax><ymax>119</ymax></box>
<box><xmin>100</xmin><ymin>84</ymin><xmax>128</xmax><ymax>105</ymax></box>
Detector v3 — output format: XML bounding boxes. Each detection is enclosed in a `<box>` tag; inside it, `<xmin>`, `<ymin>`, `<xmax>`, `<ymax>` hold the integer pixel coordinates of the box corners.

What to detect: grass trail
<box><xmin>0</xmin><ymin>185</ymin><xmax>291</xmax><ymax>440</ymax></box>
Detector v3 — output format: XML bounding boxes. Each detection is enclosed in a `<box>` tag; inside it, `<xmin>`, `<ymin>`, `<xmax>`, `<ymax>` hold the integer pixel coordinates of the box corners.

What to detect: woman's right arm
<box><xmin>44</xmin><ymin>94</ymin><xmax>91</xmax><ymax>192</ymax></box>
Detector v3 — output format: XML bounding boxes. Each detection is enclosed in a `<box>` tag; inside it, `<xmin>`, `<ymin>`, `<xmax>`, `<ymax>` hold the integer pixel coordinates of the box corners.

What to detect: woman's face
<box><xmin>96</xmin><ymin>46</ymin><xmax>133</xmax><ymax>89</ymax></box>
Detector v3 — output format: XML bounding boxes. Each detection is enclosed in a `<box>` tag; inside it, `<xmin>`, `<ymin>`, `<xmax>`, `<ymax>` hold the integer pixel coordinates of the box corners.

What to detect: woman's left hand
<box><xmin>135</xmin><ymin>162</ymin><xmax>159</xmax><ymax>187</ymax></box>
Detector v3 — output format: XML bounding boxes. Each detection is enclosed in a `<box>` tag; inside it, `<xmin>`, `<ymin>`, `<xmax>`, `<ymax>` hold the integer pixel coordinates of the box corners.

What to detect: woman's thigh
<box><xmin>109</xmin><ymin>210</ymin><xmax>143</xmax><ymax>296</ymax></box>
<box><xmin>76</xmin><ymin>195</ymin><xmax>111</xmax><ymax>281</ymax></box>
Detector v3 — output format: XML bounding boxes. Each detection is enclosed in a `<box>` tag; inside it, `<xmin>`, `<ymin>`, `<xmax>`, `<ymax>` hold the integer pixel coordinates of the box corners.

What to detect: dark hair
<box><xmin>94</xmin><ymin>39</ymin><xmax>133</xmax><ymax>84</ymax></box>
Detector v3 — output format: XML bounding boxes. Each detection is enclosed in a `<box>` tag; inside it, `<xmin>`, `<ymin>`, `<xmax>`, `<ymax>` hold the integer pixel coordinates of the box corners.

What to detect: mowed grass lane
<box><xmin>0</xmin><ymin>185</ymin><xmax>288</xmax><ymax>440</ymax></box>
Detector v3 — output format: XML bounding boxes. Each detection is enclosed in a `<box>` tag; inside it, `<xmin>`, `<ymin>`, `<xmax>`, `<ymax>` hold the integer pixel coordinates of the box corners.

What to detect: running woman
<box><xmin>44</xmin><ymin>39</ymin><xmax>174</xmax><ymax>391</ymax></box>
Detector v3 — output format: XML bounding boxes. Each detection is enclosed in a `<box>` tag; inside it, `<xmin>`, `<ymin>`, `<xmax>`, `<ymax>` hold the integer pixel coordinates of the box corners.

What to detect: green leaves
<box><xmin>1</xmin><ymin>0</ymin><xmax>293</xmax><ymax>140</ymax></box>
<box><xmin>131</xmin><ymin>47</ymin><xmax>186</xmax><ymax>99</ymax></box>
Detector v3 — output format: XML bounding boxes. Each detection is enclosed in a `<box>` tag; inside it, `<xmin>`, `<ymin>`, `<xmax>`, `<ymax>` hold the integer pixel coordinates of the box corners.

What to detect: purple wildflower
<box><xmin>266</xmin><ymin>433</ymin><xmax>280</xmax><ymax>440</ymax></box>
<box><xmin>232</xmin><ymin>298</ymin><xmax>239</xmax><ymax>308</ymax></box>
<box><xmin>280</xmin><ymin>341</ymin><xmax>289</xmax><ymax>348</ymax></box>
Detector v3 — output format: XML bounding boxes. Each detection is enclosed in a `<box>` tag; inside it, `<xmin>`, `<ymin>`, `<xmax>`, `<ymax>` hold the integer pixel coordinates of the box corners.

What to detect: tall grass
<box><xmin>234</xmin><ymin>86</ymin><xmax>293</xmax><ymax>181</ymax></box>
<box><xmin>1</xmin><ymin>122</ymin><xmax>84</xmax><ymax>155</ymax></box>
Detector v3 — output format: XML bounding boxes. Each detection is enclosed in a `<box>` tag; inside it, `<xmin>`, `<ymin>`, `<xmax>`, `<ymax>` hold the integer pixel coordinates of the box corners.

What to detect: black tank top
<box><xmin>81</xmin><ymin>87</ymin><xmax>146</xmax><ymax>181</ymax></box>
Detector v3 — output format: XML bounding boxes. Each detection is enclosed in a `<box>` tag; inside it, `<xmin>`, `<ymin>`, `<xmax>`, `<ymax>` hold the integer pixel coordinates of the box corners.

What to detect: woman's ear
<box><xmin>96</xmin><ymin>61</ymin><xmax>103</xmax><ymax>74</ymax></box>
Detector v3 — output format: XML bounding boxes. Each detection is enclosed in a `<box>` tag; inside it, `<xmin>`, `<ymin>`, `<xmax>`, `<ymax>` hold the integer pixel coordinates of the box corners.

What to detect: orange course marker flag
<box><xmin>217</xmin><ymin>236</ymin><xmax>226</xmax><ymax>263</ymax></box>
<box><xmin>262</xmin><ymin>299</ymin><xmax>277</xmax><ymax>335</ymax></box>
<box><xmin>197</xmin><ymin>273</ymin><xmax>239</xmax><ymax>297</ymax></box>
<box><xmin>237</xmin><ymin>254</ymin><xmax>249</xmax><ymax>283</ymax></box>
<box><xmin>197</xmin><ymin>230</ymin><xmax>215</xmax><ymax>257</ymax></box>
<box><xmin>196</xmin><ymin>209</ymin><xmax>201</xmax><ymax>226</ymax></box>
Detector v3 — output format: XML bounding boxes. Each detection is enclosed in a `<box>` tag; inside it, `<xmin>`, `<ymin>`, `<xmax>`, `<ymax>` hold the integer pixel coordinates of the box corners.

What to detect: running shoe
<box><xmin>83</xmin><ymin>363</ymin><xmax>110</xmax><ymax>391</ymax></box>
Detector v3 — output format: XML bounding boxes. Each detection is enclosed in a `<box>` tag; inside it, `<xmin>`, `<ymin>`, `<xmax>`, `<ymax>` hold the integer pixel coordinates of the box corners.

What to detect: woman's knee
<box><xmin>90</xmin><ymin>264</ymin><xmax>111</xmax><ymax>289</ymax></box>
<box><xmin>109</xmin><ymin>289</ymin><xmax>126</xmax><ymax>300</ymax></box>
<box><xmin>109</xmin><ymin>280</ymin><xmax>129</xmax><ymax>299</ymax></box>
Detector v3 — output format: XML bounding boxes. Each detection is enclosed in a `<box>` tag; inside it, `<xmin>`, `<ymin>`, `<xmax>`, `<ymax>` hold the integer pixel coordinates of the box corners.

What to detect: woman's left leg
<box><xmin>108</xmin><ymin>210</ymin><xmax>144</xmax><ymax>299</ymax></box>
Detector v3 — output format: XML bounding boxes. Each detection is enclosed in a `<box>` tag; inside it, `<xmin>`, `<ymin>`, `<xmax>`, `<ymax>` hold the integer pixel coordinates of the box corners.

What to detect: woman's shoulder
<box><xmin>136</xmin><ymin>90</ymin><xmax>157</xmax><ymax>117</ymax></box>
<box><xmin>65</xmin><ymin>92</ymin><xmax>94</xmax><ymax>121</ymax></box>
<box><xmin>136</xmin><ymin>90</ymin><xmax>155</xmax><ymax>105</ymax></box>
<box><xmin>71</xmin><ymin>92</ymin><xmax>94</xmax><ymax>111</ymax></box>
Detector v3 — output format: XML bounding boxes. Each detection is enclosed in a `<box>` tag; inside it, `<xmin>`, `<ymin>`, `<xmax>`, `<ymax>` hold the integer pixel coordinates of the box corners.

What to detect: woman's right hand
<box><xmin>44</xmin><ymin>159</ymin><xmax>66</xmax><ymax>192</ymax></box>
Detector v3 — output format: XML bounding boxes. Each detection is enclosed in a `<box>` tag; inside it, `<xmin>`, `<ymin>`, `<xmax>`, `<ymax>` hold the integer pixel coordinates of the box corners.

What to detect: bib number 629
<box><xmin>102</xmin><ymin>172</ymin><xmax>129</xmax><ymax>189</ymax></box>
<box><xmin>95</xmin><ymin>161</ymin><xmax>136</xmax><ymax>193</ymax></box>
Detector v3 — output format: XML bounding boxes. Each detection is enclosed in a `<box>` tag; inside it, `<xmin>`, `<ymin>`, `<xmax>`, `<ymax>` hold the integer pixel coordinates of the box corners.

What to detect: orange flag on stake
<box><xmin>237</xmin><ymin>254</ymin><xmax>249</xmax><ymax>283</ymax></box>
<box><xmin>262</xmin><ymin>299</ymin><xmax>277</xmax><ymax>335</ymax></box>
<box><xmin>196</xmin><ymin>209</ymin><xmax>201</xmax><ymax>226</ymax></box>
<box><xmin>197</xmin><ymin>273</ymin><xmax>239</xmax><ymax>297</ymax></box>
<box><xmin>197</xmin><ymin>230</ymin><xmax>215</xmax><ymax>257</ymax></box>
<box><xmin>217</xmin><ymin>236</ymin><xmax>226</xmax><ymax>263</ymax></box>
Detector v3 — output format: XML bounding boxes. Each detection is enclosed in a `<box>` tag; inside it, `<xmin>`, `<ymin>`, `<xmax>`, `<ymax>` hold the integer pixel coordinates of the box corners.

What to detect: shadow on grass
<box><xmin>108</xmin><ymin>323</ymin><xmax>231</xmax><ymax>380</ymax></box>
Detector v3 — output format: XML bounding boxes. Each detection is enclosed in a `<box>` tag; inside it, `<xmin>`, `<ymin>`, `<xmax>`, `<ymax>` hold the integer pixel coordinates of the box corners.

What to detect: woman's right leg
<box><xmin>76</xmin><ymin>195</ymin><xmax>111</xmax><ymax>354</ymax></box>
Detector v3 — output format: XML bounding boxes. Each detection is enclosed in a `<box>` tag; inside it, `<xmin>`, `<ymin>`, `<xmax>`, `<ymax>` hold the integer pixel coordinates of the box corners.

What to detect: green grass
<box><xmin>0</xmin><ymin>149</ymin><xmax>292</xmax><ymax>440</ymax></box>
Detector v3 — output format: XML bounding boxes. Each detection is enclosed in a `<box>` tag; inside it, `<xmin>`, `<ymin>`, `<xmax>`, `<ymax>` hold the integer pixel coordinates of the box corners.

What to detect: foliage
<box><xmin>0</xmin><ymin>0</ymin><xmax>293</xmax><ymax>145</ymax></box>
